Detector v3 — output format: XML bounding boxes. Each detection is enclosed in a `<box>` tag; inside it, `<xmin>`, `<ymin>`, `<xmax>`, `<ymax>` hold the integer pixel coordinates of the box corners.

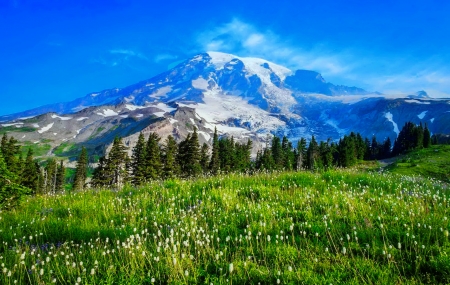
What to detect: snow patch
<box><xmin>32</xmin><ymin>123</ymin><xmax>39</xmax><ymax>128</ymax></box>
<box><xmin>198</xmin><ymin>131</ymin><xmax>211</xmax><ymax>142</ymax></box>
<box><xmin>77</xmin><ymin>117</ymin><xmax>89</xmax><ymax>121</ymax></box>
<box><xmin>37</xmin><ymin>122</ymin><xmax>54</xmax><ymax>134</ymax></box>
<box><xmin>53</xmin><ymin>133</ymin><xmax>57</xmax><ymax>136</ymax></box>
<box><xmin>21</xmin><ymin>135</ymin><xmax>26</xmax><ymax>138</ymax></box>
<box><xmin>51</xmin><ymin>114</ymin><xmax>72</xmax><ymax>120</ymax></box>
<box><xmin>96</xmin><ymin>109</ymin><xmax>118</xmax><ymax>117</ymax></box>
<box><xmin>405</xmin><ymin>99</ymin><xmax>431</xmax><ymax>104</ymax></box>
<box><xmin>154</xmin><ymin>103</ymin><xmax>176</xmax><ymax>113</ymax></box>
<box><xmin>135</xmin><ymin>114</ymin><xmax>143</xmax><ymax>118</ymax></box>
<box><xmin>120</xmin><ymin>115</ymin><xmax>129</xmax><ymax>118</ymax></box>
<box><xmin>385</xmin><ymin>112</ymin><xmax>399</xmax><ymax>136</ymax></box>
<box><xmin>189</xmin><ymin>118</ymin><xmax>196</xmax><ymax>125</ymax></box>
<box><xmin>149</xmin><ymin>86</ymin><xmax>172</xmax><ymax>98</ymax></box>
<box><xmin>430</xmin><ymin>118</ymin><xmax>435</xmax><ymax>123</ymax></box>
<box><xmin>1</xmin><ymin>122</ymin><xmax>23</xmax><ymax>127</ymax></box>
<box><xmin>192</xmin><ymin>77</ymin><xmax>209</xmax><ymax>90</ymax></box>
<box><xmin>417</xmin><ymin>111</ymin><xmax>428</xmax><ymax>119</ymax></box>
<box><xmin>169</xmin><ymin>118</ymin><xmax>178</xmax><ymax>124</ymax></box>
<box><xmin>125</xmin><ymin>104</ymin><xmax>145</xmax><ymax>111</ymax></box>
<box><xmin>153</xmin><ymin>112</ymin><xmax>165</xmax><ymax>117</ymax></box>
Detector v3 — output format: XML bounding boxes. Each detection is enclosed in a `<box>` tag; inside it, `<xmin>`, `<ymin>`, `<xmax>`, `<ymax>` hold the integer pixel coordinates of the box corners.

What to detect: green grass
<box><xmin>20</xmin><ymin>142</ymin><xmax>52</xmax><ymax>157</ymax></box>
<box><xmin>0</xmin><ymin>169</ymin><xmax>449</xmax><ymax>284</ymax></box>
<box><xmin>0</xmin><ymin>126</ymin><xmax>37</xmax><ymax>135</ymax></box>
<box><xmin>53</xmin><ymin>142</ymin><xmax>77</xmax><ymax>156</ymax></box>
<box><xmin>385</xmin><ymin>145</ymin><xmax>450</xmax><ymax>182</ymax></box>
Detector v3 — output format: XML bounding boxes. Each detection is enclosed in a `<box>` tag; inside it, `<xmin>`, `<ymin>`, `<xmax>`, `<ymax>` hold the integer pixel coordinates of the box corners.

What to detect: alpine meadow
<box><xmin>2</xmin><ymin>1</ymin><xmax>450</xmax><ymax>284</ymax></box>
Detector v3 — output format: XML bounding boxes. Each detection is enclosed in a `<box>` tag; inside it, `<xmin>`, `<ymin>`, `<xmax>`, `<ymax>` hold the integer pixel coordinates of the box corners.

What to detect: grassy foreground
<box><xmin>0</xmin><ymin>170</ymin><xmax>449</xmax><ymax>284</ymax></box>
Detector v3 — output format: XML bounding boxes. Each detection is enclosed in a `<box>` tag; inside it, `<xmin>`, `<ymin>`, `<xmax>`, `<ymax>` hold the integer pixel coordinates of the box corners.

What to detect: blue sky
<box><xmin>1</xmin><ymin>0</ymin><xmax>450</xmax><ymax>115</ymax></box>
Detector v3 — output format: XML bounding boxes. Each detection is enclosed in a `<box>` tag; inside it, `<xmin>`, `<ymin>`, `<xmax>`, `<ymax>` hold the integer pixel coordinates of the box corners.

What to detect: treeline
<box><xmin>0</xmin><ymin>120</ymin><xmax>436</xmax><ymax>207</ymax></box>
<box><xmin>0</xmin><ymin>134</ymin><xmax>65</xmax><ymax>208</ymax></box>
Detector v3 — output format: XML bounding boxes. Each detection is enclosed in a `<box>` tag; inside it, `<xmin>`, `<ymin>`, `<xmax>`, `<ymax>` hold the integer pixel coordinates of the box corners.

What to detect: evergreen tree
<box><xmin>271</xmin><ymin>136</ymin><xmax>283</xmax><ymax>170</ymax></box>
<box><xmin>200</xmin><ymin>143</ymin><xmax>210</xmax><ymax>173</ymax></box>
<box><xmin>295</xmin><ymin>138</ymin><xmax>307</xmax><ymax>171</ymax></box>
<box><xmin>44</xmin><ymin>158</ymin><xmax>57</xmax><ymax>194</ymax></box>
<box><xmin>162</xmin><ymin>135</ymin><xmax>179</xmax><ymax>179</ymax></box>
<box><xmin>185</xmin><ymin>128</ymin><xmax>202</xmax><ymax>177</ymax></box>
<box><xmin>177</xmin><ymin>133</ymin><xmax>191</xmax><ymax>175</ymax></box>
<box><xmin>281</xmin><ymin>136</ymin><xmax>294</xmax><ymax>170</ymax></box>
<box><xmin>73</xmin><ymin>147</ymin><xmax>88</xmax><ymax>191</ymax></box>
<box><xmin>209</xmin><ymin>127</ymin><xmax>220</xmax><ymax>175</ymax></box>
<box><xmin>55</xmin><ymin>160</ymin><xmax>65</xmax><ymax>192</ymax></box>
<box><xmin>91</xmin><ymin>156</ymin><xmax>109</xmax><ymax>188</ymax></box>
<box><xmin>0</xmin><ymin>152</ymin><xmax>30</xmax><ymax>209</ymax></box>
<box><xmin>21</xmin><ymin>148</ymin><xmax>39</xmax><ymax>193</ymax></box>
<box><xmin>144</xmin><ymin>133</ymin><xmax>162</xmax><ymax>181</ymax></box>
<box><xmin>306</xmin><ymin>136</ymin><xmax>319</xmax><ymax>170</ymax></box>
<box><xmin>381</xmin><ymin>137</ymin><xmax>392</xmax><ymax>159</ymax></box>
<box><xmin>423</xmin><ymin>124</ymin><xmax>431</xmax><ymax>148</ymax></box>
<box><xmin>131</xmin><ymin>133</ymin><xmax>147</xmax><ymax>185</ymax></box>
<box><xmin>108</xmin><ymin>137</ymin><xmax>129</xmax><ymax>189</ymax></box>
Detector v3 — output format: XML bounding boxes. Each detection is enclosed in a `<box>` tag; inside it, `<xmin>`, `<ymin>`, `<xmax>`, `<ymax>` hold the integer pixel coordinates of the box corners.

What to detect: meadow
<box><xmin>0</xmin><ymin>169</ymin><xmax>449</xmax><ymax>284</ymax></box>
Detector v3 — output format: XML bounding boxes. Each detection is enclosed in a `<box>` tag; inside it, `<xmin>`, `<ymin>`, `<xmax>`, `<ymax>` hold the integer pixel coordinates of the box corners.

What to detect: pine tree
<box><xmin>282</xmin><ymin>136</ymin><xmax>294</xmax><ymax>170</ymax></box>
<box><xmin>295</xmin><ymin>138</ymin><xmax>307</xmax><ymax>171</ymax></box>
<box><xmin>200</xmin><ymin>143</ymin><xmax>210</xmax><ymax>174</ymax></box>
<box><xmin>0</xmin><ymin>152</ymin><xmax>30</xmax><ymax>209</ymax></box>
<box><xmin>91</xmin><ymin>156</ymin><xmax>109</xmax><ymax>188</ymax></box>
<box><xmin>55</xmin><ymin>160</ymin><xmax>65</xmax><ymax>192</ymax></box>
<box><xmin>108</xmin><ymin>137</ymin><xmax>129</xmax><ymax>189</ymax></box>
<box><xmin>185</xmin><ymin>128</ymin><xmax>202</xmax><ymax>177</ymax></box>
<box><xmin>131</xmin><ymin>133</ymin><xmax>147</xmax><ymax>185</ymax></box>
<box><xmin>44</xmin><ymin>158</ymin><xmax>57</xmax><ymax>194</ymax></box>
<box><xmin>21</xmin><ymin>148</ymin><xmax>39</xmax><ymax>193</ymax></box>
<box><xmin>73</xmin><ymin>147</ymin><xmax>88</xmax><ymax>191</ymax></box>
<box><xmin>162</xmin><ymin>135</ymin><xmax>179</xmax><ymax>179</ymax></box>
<box><xmin>177</xmin><ymin>133</ymin><xmax>191</xmax><ymax>176</ymax></box>
<box><xmin>144</xmin><ymin>133</ymin><xmax>162</xmax><ymax>181</ymax></box>
<box><xmin>306</xmin><ymin>136</ymin><xmax>319</xmax><ymax>170</ymax></box>
<box><xmin>271</xmin><ymin>136</ymin><xmax>283</xmax><ymax>170</ymax></box>
<box><xmin>423</xmin><ymin>124</ymin><xmax>431</xmax><ymax>148</ymax></box>
<box><xmin>209</xmin><ymin>127</ymin><xmax>220</xmax><ymax>175</ymax></box>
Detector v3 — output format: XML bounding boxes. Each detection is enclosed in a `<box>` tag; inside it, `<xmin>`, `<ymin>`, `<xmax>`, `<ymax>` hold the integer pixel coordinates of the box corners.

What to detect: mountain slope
<box><xmin>1</xmin><ymin>52</ymin><xmax>450</xmax><ymax>160</ymax></box>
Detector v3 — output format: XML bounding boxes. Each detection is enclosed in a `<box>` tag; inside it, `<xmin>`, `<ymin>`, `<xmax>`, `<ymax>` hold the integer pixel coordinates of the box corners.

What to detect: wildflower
<box><xmin>184</xmin><ymin>270</ymin><xmax>189</xmax><ymax>276</ymax></box>
<box><xmin>229</xmin><ymin>263</ymin><xmax>234</xmax><ymax>273</ymax></box>
<box><xmin>90</xmin><ymin>268</ymin><xmax>95</xmax><ymax>275</ymax></box>
<box><xmin>342</xmin><ymin>247</ymin><xmax>347</xmax><ymax>255</ymax></box>
<box><xmin>77</xmin><ymin>277</ymin><xmax>81</xmax><ymax>282</ymax></box>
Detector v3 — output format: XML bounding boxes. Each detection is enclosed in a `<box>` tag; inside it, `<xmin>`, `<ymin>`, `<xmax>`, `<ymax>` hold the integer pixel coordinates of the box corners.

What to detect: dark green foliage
<box><xmin>144</xmin><ymin>133</ymin><xmax>162</xmax><ymax>181</ymax></box>
<box><xmin>179</xmin><ymin>128</ymin><xmax>202</xmax><ymax>177</ymax></box>
<box><xmin>0</xmin><ymin>153</ymin><xmax>30</xmax><ymax>209</ymax></box>
<box><xmin>91</xmin><ymin>137</ymin><xmax>129</xmax><ymax>189</ymax></box>
<box><xmin>295</xmin><ymin>137</ymin><xmax>307</xmax><ymax>170</ymax></box>
<box><xmin>423</xmin><ymin>124</ymin><xmax>431</xmax><ymax>148</ymax></box>
<box><xmin>43</xmin><ymin>158</ymin><xmax>57</xmax><ymax>194</ymax></box>
<box><xmin>200</xmin><ymin>143</ymin><xmax>210</xmax><ymax>173</ymax></box>
<box><xmin>21</xmin><ymin>148</ymin><xmax>39</xmax><ymax>193</ymax></box>
<box><xmin>162</xmin><ymin>135</ymin><xmax>179</xmax><ymax>179</ymax></box>
<box><xmin>55</xmin><ymin>160</ymin><xmax>65</xmax><ymax>192</ymax></box>
<box><xmin>73</xmin><ymin>147</ymin><xmax>88</xmax><ymax>191</ymax></box>
<box><xmin>393</xmin><ymin>121</ymin><xmax>430</xmax><ymax>155</ymax></box>
<box><xmin>209</xmin><ymin>127</ymin><xmax>220</xmax><ymax>175</ymax></box>
<box><xmin>131</xmin><ymin>133</ymin><xmax>146</xmax><ymax>185</ymax></box>
<box><xmin>306</xmin><ymin>135</ymin><xmax>319</xmax><ymax>170</ymax></box>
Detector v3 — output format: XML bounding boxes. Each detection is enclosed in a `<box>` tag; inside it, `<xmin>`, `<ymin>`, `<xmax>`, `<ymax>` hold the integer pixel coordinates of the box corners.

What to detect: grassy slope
<box><xmin>0</xmin><ymin>170</ymin><xmax>449</xmax><ymax>284</ymax></box>
<box><xmin>385</xmin><ymin>145</ymin><xmax>450</xmax><ymax>182</ymax></box>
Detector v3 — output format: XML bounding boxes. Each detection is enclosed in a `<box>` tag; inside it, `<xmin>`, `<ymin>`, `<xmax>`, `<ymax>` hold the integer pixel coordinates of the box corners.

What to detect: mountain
<box><xmin>1</xmin><ymin>51</ymin><xmax>450</xmax><ymax>160</ymax></box>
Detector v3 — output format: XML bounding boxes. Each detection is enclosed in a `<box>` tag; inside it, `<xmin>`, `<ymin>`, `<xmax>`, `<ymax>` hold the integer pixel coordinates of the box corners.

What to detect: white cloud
<box><xmin>154</xmin><ymin>53</ymin><xmax>178</xmax><ymax>63</ymax></box>
<box><xmin>109</xmin><ymin>49</ymin><xmax>148</xmax><ymax>61</ymax></box>
<box><xmin>195</xmin><ymin>19</ymin><xmax>450</xmax><ymax>98</ymax></box>
<box><xmin>196</xmin><ymin>19</ymin><xmax>351</xmax><ymax>77</ymax></box>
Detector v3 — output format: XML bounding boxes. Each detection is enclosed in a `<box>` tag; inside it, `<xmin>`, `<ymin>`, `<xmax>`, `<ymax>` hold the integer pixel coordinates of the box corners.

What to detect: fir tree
<box><xmin>108</xmin><ymin>137</ymin><xmax>129</xmax><ymax>189</ymax></box>
<box><xmin>55</xmin><ymin>160</ymin><xmax>65</xmax><ymax>192</ymax></box>
<box><xmin>21</xmin><ymin>148</ymin><xmax>39</xmax><ymax>193</ymax></box>
<box><xmin>306</xmin><ymin>136</ymin><xmax>319</xmax><ymax>170</ymax></box>
<box><xmin>0</xmin><ymin>152</ymin><xmax>30</xmax><ymax>209</ymax></box>
<box><xmin>295</xmin><ymin>138</ymin><xmax>307</xmax><ymax>171</ymax></box>
<box><xmin>131</xmin><ymin>133</ymin><xmax>147</xmax><ymax>185</ymax></box>
<box><xmin>209</xmin><ymin>127</ymin><xmax>220</xmax><ymax>175</ymax></box>
<box><xmin>73</xmin><ymin>147</ymin><xmax>88</xmax><ymax>191</ymax></box>
<box><xmin>423</xmin><ymin>124</ymin><xmax>431</xmax><ymax>148</ymax></box>
<box><xmin>200</xmin><ymin>143</ymin><xmax>210</xmax><ymax>173</ymax></box>
<box><xmin>184</xmin><ymin>128</ymin><xmax>202</xmax><ymax>177</ymax></box>
<box><xmin>144</xmin><ymin>133</ymin><xmax>162</xmax><ymax>181</ymax></box>
<box><xmin>91</xmin><ymin>156</ymin><xmax>109</xmax><ymax>188</ymax></box>
<box><xmin>44</xmin><ymin>158</ymin><xmax>57</xmax><ymax>194</ymax></box>
<box><xmin>162</xmin><ymin>135</ymin><xmax>179</xmax><ymax>179</ymax></box>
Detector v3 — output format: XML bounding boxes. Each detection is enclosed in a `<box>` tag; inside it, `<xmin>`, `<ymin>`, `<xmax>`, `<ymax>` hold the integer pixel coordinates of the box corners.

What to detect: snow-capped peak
<box><xmin>206</xmin><ymin>51</ymin><xmax>292</xmax><ymax>82</ymax></box>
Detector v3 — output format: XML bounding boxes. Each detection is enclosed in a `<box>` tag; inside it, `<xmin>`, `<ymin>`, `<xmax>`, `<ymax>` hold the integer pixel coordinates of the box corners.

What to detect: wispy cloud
<box><xmin>196</xmin><ymin>19</ymin><xmax>352</xmax><ymax>77</ymax></box>
<box><xmin>196</xmin><ymin>19</ymin><xmax>450</xmax><ymax>97</ymax></box>
<box><xmin>154</xmin><ymin>53</ymin><xmax>178</xmax><ymax>63</ymax></box>
<box><xmin>109</xmin><ymin>49</ymin><xmax>148</xmax><ymax>61</ymax></box>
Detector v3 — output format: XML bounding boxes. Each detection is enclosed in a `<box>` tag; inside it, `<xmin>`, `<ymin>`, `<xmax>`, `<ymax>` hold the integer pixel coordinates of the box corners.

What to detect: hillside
<box><xmin>1</xmin><ymin>170</ymin><xmax>449</xmax><ymax>284</ymax></box>
<box><xmin>385</xmin><ymin>145</ymin><xmax>450</xmax><ymax>183</ymax></box>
